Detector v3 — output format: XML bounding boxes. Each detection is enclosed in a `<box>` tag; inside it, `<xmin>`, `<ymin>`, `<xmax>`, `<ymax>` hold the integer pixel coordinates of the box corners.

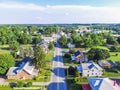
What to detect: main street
<box><xmin>49</xmin><ymin>43</ymin><xmax>67</xmax><ymax>90</ymax></box>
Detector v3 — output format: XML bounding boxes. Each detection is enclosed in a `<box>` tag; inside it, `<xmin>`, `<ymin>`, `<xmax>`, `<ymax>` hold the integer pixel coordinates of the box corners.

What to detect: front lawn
<box><xmin>0</xmin><ymin>45</ymin><xmax>10</xmax><ymax>54</ymax></box>
<box><xmin>104</xmin><ymin>71</ymin><xmax>120</xmax><ymax>77</ymax></box>
<box><xmin>107</xmin><ymin>52</ymin><xmax>120</xmax><ymax>62</ymax></box>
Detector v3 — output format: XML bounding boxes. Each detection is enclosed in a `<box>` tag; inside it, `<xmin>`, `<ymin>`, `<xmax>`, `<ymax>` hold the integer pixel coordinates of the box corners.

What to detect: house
<box><xmin>77</xmin><ymin>62</ymin><xmax>103</xmax><ymax>77</ymax></box>
<box><xmin>74</xmin><ymin>50</ymin><xmax>85</xmax><ymax>63</ymax></box>
<box><xmin>67</xmin><ymin>43</ymin><xmax>75</xmax><ymax>48</ymax></box>
<box><xmin>88</xmin><ymin>78</ymin><xmax>120</xmax><ymax>90</ymax></box>
<box><xmin>37</xmin><ymin>40</ymin><xmax>49</xmax><ymax>53</ymax></box>
<box><xmin>98</xmin><ymin>60</ymin><xmax>119</xmax><ymax>68</ymax></box>
<box><xmin>6</xmin><ymin>57</ymin><xmax>39</xmax><ymax>80</ymax></box>
<box><xmin>98</xmin><ymin>61</ymin><xmax>112</xmax><ymax>68</ymax></box>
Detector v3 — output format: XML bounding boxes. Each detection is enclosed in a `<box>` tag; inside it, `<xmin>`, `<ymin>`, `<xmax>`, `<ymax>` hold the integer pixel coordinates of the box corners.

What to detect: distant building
<box><xmin>74</xmin><ymin>50</ymin><xmax>85</xmax><ymax>63</ymax></box>
<box><xmin>88</xmin><ymin>78</ymin><xmax>120</xmax><ymax>90</ymax></box>
<box><xmin>6</xmin><ymin>57</ymin><xmax>38</xmax><ymax>80</ymax></box>
<box><xmin>67</xmin><ymin>43</ymin><xmax>75</xmax><ymax>48</ymax></box>
<box><xmin>98</xmin><ymin>60</ymin><xmax>119</xmax><ymax>68</ymax></box>
<box><xmin>37</xmin><ymin>40</ymin><xmax>49</xmax><ymax>53</ymax></box>
<box><xmin>77</xmin><ymin>62</ymin><xmax>103</xmax><ymax>77</ymax></box>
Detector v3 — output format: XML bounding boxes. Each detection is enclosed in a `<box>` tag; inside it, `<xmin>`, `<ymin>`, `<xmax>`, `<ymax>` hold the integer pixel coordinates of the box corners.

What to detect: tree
<box><xmin>26</xmin><ymin>82</ymin><xmax>32</xmax><ymax>87</ymax></box>
<box><xmin>88</xmin><ymin>48</ymin><xmax>110</xmax><ymax>61</ymax></box>
<box><xmin>34</xmin><ymin>46</ymin><xmax>46</xmax><ymax>69</ymax></box>
<box><xmin>32</xmin><ymin>35</ymin><xmax>42</xmax><ymax>44</ymax></box>
<box><xmin>48</xmin><ymin>42</ymin><xmax>54</xmax><ymax>50</ymax></box>
<box><xmin>106</xmin><ymin>36</ymin><xmax>118</xmax><ymax>45</ymax></box>
<box><xmin>19</xmin><ymin>33</ymin><xmax>32</xmax><ymax>44</ymax></box>
<box><xmin>9</xmin><ymin>41</ymin><xmax>19</xmax><ymax>51</ymax></box>
<box><xmin>0</xmin><ymin>54</ymin><xmax>15</xmax><ymax>74</ymax></box>
<box><xmin>117</xmin><ymin>37</ymin><xmax>120</xmax><ymax>44</ymax></box>
<box><xmin>16</xmin><ymin>81</ymin><xmax>24</xmax><ymax>87</ymax></box>
<box><xmin>58</xmin><ymin>35</ymin><xmax>67</xmax><ymax>47</ymax></box>
<box><xmin>110</xmin><ymin>46</ymin><xmax>120</xmax><ymax>52</ymax></box>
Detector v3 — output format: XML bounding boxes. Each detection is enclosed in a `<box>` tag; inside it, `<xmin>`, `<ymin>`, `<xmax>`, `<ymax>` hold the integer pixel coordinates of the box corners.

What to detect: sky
<box><xmin>0</xmin><ymin>0</ymin><xmax>120</xmax><ymax>24</ymax></box>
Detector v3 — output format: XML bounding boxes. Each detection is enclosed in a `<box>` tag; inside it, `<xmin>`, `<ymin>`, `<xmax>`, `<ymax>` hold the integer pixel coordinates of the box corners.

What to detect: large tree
<box><xmin>106</xmin><ymin>36</ymin><xmax>118</xmax><ymax>45</ymax></box>
<box><xmin>88</xmin><ymin>48</ymin><xmax>110</xmax><ymax>61</ymax></box>
<box><xmin>48</xmin><ymin>42</ymin><xmax>54</xmax><ymax>50</ymax></box>
<box><xmin>0</xmin><ymin>54</ymin><xmax>15</xmax><ymax>74</ymax></box>
<box><xmin>58</xmin><ymin>35</ymin><xmax>67</xmax><ymax>47</ymax></box>
<box><xmin>9</xmin><ymin>41</ymin><xmax>19</xmax><ymax>51</ymax></box>
<box><xmin>34</xmin><ymin>46</ymin><xmax>46</xmax><ymax>69</ymax></box>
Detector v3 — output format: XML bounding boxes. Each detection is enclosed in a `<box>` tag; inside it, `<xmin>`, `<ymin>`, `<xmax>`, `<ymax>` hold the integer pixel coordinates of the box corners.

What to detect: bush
<box><xmin>68</xmin><ymin>66</ymin><xmax>76</xmax><ymax>76</ymax></box>
<box><xmin>69</xmin><ymin>48</ymin><xmax>76</xmax><ymax>54</ymax></box>
<box><xmin>110</xmin><ymin>46</ymin><xmax>120</xmax><ymax>52</ymax></box>
<box><xmin>16</xmin><ymin>81</ymin><xmax>24</xmax><ymax>87</ymax></box>
<box><xmin>26</xmin><ymin>82</ymin><xmax>32</xmax><ymax>87</ymax></box>
<box><xmin>64</xmin><ymin>53</ymin><xmax>71</xmax><ymax>58</ymax></box>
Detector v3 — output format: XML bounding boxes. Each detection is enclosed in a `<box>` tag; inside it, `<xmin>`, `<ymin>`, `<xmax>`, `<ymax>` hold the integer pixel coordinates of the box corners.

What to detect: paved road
<box><xmin>48</xmin><ymin>43</ymin><xmax>67</xmax><ymax>90</ymax></box>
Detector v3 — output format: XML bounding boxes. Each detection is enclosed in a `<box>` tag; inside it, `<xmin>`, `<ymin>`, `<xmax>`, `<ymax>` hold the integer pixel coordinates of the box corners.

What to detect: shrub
<box><xmin>64</xmin><ymin>53</ymin><xmax>71</xmax><ymax>58</ymax></box>
<box><xmin>26</xmin><ymin>82</ymin><xmax>32</xmax><ymax>87</ymax></box>
<box><xmin>16</xmin><ymin>81</ymin><xmax>24</xmax><ymax>87</ymax></box>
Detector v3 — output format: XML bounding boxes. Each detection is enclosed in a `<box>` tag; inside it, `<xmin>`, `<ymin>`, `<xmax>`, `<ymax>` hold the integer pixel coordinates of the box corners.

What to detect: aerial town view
<box><xmin>0</xmin><ymin>0</ymin><xmax>120</xmax><ymax>90</ymax></box>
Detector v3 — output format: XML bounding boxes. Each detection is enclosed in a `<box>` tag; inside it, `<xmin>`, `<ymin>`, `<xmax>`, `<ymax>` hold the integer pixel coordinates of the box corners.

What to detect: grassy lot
<box><xmin>104</xmin><ymin>71</ymin><xmax>120</xmax><ymax>78</ymax></box>
<box><xmin>20</xmin><ymin>44</ymin><xmax>33</xmax><ymax>49</ymax></box>
<box><xmin>0</xmin><ymin>85</ymin><xmax>12</xmax><ymax>90</ymax></box>
<box><xmin>66</xmin><ymin>77</ymin><xmax>87</xmax><ymax>90</ymax></box>
<box><xmin>0</xmin><ymin>45</ymin><xmax>10</xmax><ymax>54</ymax></box>
<box><xmin>107</xmin><ymin>52</ymin><xmax>120</xmax><ymax>62</ymax></box>
<box><xmin>0</xmin><ymin>85</ymin><xmax>47</xmax><ymax>90</ymax></box>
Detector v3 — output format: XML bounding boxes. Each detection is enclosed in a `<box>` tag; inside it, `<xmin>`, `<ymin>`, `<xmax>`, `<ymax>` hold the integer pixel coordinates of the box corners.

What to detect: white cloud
<box><xmin>0</xmin><ymin>3</ymin><xmax>120</xmax><ymax>24</ymax></box>
<box><xmin>0</xmin><ymin>3</ymin><xmax>45</xmax><ymax>11</ymax></box>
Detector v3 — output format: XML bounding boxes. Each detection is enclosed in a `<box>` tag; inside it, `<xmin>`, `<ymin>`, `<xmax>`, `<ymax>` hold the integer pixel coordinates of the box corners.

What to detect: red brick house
<box><xmin>6</xmin><ymin>57</ymin><xmax>38</xmax><ymax>80</ymax></box>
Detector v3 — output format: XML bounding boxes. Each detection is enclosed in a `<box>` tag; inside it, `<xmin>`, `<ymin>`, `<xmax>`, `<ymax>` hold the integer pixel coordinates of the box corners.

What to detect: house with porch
<box><xmin>77</xmin><ymin>62</ymin><xmax>103</xmax><ymax>77</ymax></box>
<box><xmin>71</xmin><ymin>50</ymin><xmax>88</xmax><ymax>63</ymax></box>
<box><xmin>6</xmin><ymin>57</ymin><xmax>39</xmax><ymax>80</ymax></box>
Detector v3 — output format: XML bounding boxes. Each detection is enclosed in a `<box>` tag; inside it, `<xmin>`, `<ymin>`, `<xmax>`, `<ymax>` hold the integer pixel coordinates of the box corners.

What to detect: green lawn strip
<box><xmin>107</xmin><ymin>52</ymin><xmax>120</xmax><ymax>62</ymax></box>
<box><xmin>0</xmin><ymin>85</ymin><xmax>47</xmax><ymax>90</ymax></box>
<box><xmin>66</xmin><ymin>77</ymin><xmax>87</xmax><ymax>90</ymax></box>
<box><xmin>20</xmin><ymin>44</ymin><xmax>33</xmax><ymax>49</ymax></box>
<box><xmin>0</xmin><ymin>85</ymin><xmax>13</xmax><ymax>90</ymax></box>
<box><xmin>104</xmin><ymin>71</ymin><xmax>120</xmax><ymax>78</ymax></box>
<box><xmin>45</xmin><ymin>50</ymin><xmax>54</xmax><ymax>61</ymax></box>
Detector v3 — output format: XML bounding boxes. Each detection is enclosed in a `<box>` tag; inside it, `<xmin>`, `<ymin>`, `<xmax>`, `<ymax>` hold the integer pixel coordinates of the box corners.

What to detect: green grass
<box><xmin>20</xmin><ymin>44</ymin><xmax>33</xmax><ymax>48</ymax></box>
<box><xmin>0</xmin><ymin>45</ymin><xmax>10</xmax><ymax>54</ymax></box>
<box><xmin>45</xmin><ymin>50</ymin><xmax>54</xmax><ymax>61</ymax></box>
<box><xmin>104</xmin><ymin>71</ymin><xmax>120</xmax><ymax>77</ymax></box>
<box><xmin>0</xmin><ymin>85</ymin><xmax>47</xmax><ymax>90</ymax></box>
<box><xmin>0</xmin><ymin>85</ymin><xmax>12</xmax><ymax>90</ymax></box>
<box><xmin>86</xmin><ymin>46</ymin><xmax>109</xmax><ymax>51</ymax></box>
<box><xmin>107</xmin><ymin>52</ymin><xmax>120</xmax><ymax>62</ymax></box>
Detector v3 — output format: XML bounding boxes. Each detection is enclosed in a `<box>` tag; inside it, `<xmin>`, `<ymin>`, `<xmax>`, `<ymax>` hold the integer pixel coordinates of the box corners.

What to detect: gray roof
<box><xmin>6</xmin><ymin>61</ymin><xmax>38</xmax><ymax>76</ymax></box>
<box><xmin>81</xmin><ymin>62</ymin><xmax>103</xmax><ymax>70</ymax></box>
<box><xmin>6</xmin><ymin>67</ymin><xmax>17</xmax><ymax>76</ymax></box>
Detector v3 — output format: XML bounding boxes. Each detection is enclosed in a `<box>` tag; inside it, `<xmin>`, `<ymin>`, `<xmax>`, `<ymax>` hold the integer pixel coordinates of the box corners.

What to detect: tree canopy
<box><xmin>34</xmin><ymin>46</ymin><xmax>46</xmax><ymax>69</ymax></box>
<box><xmin>0</xmin><ymin>54</ymin><xmax>15</xmax><ymax>74</ymax></box>
<box><xmin>88</xmin><ymin>48</ymin><xmax>110</xmax><ymax>61</ymax></box>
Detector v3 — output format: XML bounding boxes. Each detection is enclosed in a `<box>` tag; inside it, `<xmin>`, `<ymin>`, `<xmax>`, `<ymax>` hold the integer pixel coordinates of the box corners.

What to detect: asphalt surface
<box><xmin>49</xmin><ymin>43</ymin><xmax>67</xmax><ymax>90</ymax></box>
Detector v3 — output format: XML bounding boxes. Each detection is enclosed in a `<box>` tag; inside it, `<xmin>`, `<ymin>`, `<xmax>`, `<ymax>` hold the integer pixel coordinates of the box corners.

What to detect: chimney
<box><xmin>113</xmin><ymin>81</ymin><xmax>116</xmax><ymax>86</ymax></box>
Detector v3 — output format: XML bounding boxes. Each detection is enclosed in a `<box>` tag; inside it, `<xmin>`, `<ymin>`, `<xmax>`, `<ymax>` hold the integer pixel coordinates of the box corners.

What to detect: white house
<box><xmin>88</xmin><ymin>78</ymin><xmax>120</xmax><ymax>90</ymax></box>
<box><xmin>77</xmin><ymin>62</ymin><xmax>103</xmax><ymax>77</ymax></box>
<box><xmin>37</xmin><ymin>40</ymin><xmax>49</xmax><ymax>53</ymax></box>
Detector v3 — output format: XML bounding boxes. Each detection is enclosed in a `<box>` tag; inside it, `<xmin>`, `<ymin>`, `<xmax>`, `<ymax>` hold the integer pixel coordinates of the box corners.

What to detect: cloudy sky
<box><xmin>0</xmin><ymin>0</ymin><xmax>120</xmax><ymax>24</ymax></box>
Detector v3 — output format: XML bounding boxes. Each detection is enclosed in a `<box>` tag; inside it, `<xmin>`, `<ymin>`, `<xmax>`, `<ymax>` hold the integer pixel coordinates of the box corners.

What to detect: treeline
<box><xmin>0</xmin><ymin>25</ymin><xmax>59</xmax><ymax>50</ymax></box>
